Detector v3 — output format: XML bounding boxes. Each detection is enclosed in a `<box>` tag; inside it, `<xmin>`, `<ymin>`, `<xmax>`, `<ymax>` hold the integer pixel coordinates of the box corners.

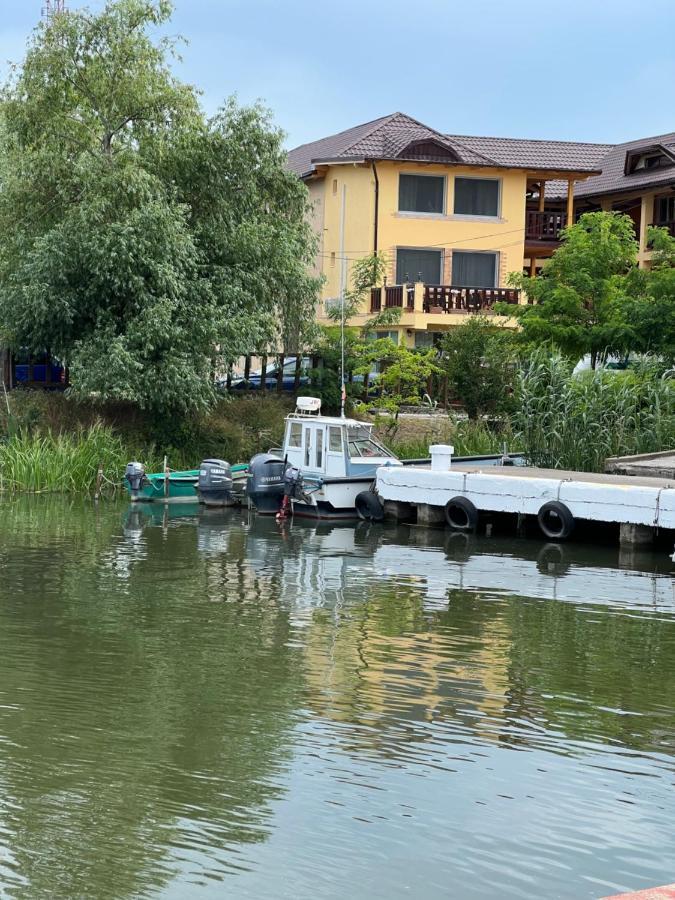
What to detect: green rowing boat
<box><xmin>125</xmin><ymin>464</ymin><xmax>248</xmax><ymax>502</ymax></box>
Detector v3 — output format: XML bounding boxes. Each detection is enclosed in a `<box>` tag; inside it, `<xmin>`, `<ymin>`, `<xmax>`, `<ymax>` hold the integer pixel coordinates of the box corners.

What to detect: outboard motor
<box><xmin>198</xmin><ymin>459</ymin><xmax>235</xmax><ymax>507</ymax></box>
<box><xmin>283</xmin><ymin>466</ymin><xmax>312</xmax><ymax>506</ymax></box>
<box><xmin>125</xmin><ymin>461</ymin><xmax>146</xmax><ymax>502</ymax></box>
<box><xmin>247</xmin><ymin>453</ymin><xmax>288</xmax><ymax>515</ymax></box>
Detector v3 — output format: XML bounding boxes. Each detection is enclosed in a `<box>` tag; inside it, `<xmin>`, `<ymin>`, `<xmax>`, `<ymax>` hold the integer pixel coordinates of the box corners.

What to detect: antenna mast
<box><xmin>42</xmin><ymin>0</ymin><xmax>66</xmax><ymax>18</ymax></box>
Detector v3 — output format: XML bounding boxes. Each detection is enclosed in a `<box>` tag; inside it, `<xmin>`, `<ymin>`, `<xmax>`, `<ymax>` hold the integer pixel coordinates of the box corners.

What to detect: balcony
<box><xmin>525</xmin><ymin>210</ymin><xmax>567</xmax><ymax>242</ymax></box>
<box><xmin>370</xmin><ymin>284</ymin><xmax>521</xmax><ymax>315</ymax></box>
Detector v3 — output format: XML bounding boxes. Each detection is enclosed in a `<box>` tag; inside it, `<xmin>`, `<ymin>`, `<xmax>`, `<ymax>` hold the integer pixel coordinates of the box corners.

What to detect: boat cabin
<box><xmin>282</xmin><ymin>398</ymin><xmax>401</xmax><ymax>478</ymax></box>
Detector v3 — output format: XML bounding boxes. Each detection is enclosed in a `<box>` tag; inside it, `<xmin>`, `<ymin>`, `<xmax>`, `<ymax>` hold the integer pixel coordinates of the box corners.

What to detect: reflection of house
<box><xmin>287</xmin><ymin>112</ymin><xmax>607</xmax><ymax>348</ymax></box>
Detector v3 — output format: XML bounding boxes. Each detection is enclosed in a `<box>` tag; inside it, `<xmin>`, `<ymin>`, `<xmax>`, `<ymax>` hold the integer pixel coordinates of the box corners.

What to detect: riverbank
<box><xmin>2</xmin><ymin>360</ymin><xmax>675</xmax><ymax>494</ymax></box>
<box><xmin>0</xmin><ymin>390</ymin><xmax>510</xmax><ymax>494</ymax></box>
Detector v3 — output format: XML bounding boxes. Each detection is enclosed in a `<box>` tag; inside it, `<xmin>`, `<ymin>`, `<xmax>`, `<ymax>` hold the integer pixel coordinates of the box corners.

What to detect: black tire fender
<box><xmin>355</xmin><ymin>491</ymin><xmax>384</xmax><ymax>522</ymax></box>
<box><xmin>444</xmin><ymin>496</ymin><xmax>479</xmax><ymax>531</ymax></box>
<box><xmin>537</xmin><ymin>501</ymin><xmax>575</xmax><ymax>541</ymax></box>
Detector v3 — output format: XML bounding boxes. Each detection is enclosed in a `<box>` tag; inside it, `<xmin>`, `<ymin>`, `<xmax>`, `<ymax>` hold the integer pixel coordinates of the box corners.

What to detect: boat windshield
<box><xmin>347</xmin><ymin>427</ymin><xmax>393</xmax><ymax>459</ymax></box>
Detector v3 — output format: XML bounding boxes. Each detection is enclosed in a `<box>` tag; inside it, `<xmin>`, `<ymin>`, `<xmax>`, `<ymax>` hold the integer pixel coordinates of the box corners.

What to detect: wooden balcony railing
<box><xmin>424</xmin><ymin>285</ymin><xmax>520</xmax><ymax>313</ymax></box>
<box><xmin>526</xmin><ymin>210</ymin><xmax>567</xmax><ymax>241</ymax></box>
<box><xmin>381</xmin><ymin>285</ymin><xmax>415</xmax><ymax>310</ymax></box>
<box><xmin>369</xmin><ymin>285</ymin><xmax>521</xmax><ymax>313</ymax></box>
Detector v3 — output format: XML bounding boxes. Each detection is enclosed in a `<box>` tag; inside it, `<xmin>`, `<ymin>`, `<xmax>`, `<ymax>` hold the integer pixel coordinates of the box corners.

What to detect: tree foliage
<box><xmin>440</xmin><ymin>317</ymin><xmax>517</xmax><ymax>420</ymax></box>
<box><xmin>505</xmin><ymin>212</ymin><xmax>638</xmax><ymax>366</ymax></box>
<box><xmin>622</xmin><ymin>226</ymin><xmax>675</xmax><ymax>362</ymax></box>
<box><xmin>0</xmin><ymin>0</ymin><xmax>319</xmax><ymax>413</ymax></box>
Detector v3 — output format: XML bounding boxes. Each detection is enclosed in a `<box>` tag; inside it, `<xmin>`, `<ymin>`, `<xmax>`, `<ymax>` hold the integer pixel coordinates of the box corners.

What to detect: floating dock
<box><xmin>376</xmin><ymin>447</ymin><xmax>675</xmax><ymax>548</ymax></box>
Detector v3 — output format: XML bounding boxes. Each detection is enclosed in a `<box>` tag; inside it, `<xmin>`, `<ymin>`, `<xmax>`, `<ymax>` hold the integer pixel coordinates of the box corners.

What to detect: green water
<box><xmin>0</xmin><ymin>497</ymin><xmax>674</xmax><ymax>899</ymax></box>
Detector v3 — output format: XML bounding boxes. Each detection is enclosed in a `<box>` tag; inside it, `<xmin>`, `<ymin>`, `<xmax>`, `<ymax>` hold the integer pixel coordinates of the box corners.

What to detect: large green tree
<box><xmin>505</xmin><ymin>212</ymin><xmax>638</xmax><ymax>367</ymax></box>
<box><xmin>0</xmin><ymin>0</ymin><xmax>319</xmax><ymax>413</ymax></box>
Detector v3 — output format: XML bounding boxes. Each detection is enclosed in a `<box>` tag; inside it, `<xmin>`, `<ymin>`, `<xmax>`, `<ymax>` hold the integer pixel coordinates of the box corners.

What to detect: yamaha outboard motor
<box><xmin>198</xmin><ymin>459</ymin><xmax>235</xmax><ymax>507</ymax></box>
<box><xmin>125</xmin><ymin>461</ymin><xmax>146</xmax><ymax>502</ymax></box>
<box><xmin>247</xmin><ymin>453</ymin><xmax>288</xmax><ymax>515</ymax></box>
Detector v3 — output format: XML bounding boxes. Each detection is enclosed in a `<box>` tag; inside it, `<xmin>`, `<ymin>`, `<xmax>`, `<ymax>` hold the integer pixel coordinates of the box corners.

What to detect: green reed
<box><xmin>513</xmin><ymin>353</ymin><xmax>675</xmax><ymax>472</ymax></box>
<box><xmin>0</xmin><ymin>423</ymin><xmax>152</xmax><ymax>494</ymax></box>
<box><xmin>389</xmin><ymin>419</ymin><xmax>517</xmax><ymax>460</ymax></box>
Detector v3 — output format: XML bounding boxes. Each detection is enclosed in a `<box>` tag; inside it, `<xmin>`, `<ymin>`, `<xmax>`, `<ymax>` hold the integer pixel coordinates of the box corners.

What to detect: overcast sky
<box><xmin>2</xmin><ymin>0</ymin><xmax>674</xmax><ymax>149</ymax></box>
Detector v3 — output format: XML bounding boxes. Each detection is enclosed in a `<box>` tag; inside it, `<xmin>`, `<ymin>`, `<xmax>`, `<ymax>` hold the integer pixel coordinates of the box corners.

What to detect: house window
<box><xmin>332</xmin><ymin>178</ymin><xmax>338</xmax><ymax>195</ymax></box>
<box><xmin>452</xmin><ymin>251</ymin><xmax>498</xmax><ymax>288</ymax></box>
<box><xmin>330</xmin><ymin>252</ymin><xmax>336</xmax><ymax>267</ymax></box>
<box><xmin>626</xmin><ymin>151</ymin><xmax>673</xmax><ymax>174</ymax></box>
<box><xmin>398</xmin><ymin>174</ymin><xmax>445</xmax><ymax>214</ymax></box>
<box><xmin>656</xmin><ymin>196</ymin><xmax>675</xmax><ymax>223</ymax></box>
<box><xmin>396</xmin><ymin>248</ymin><xmax>442</xmax><ymax>284</ymax></box>
<box><xmin>454</xmin><ymin>177</ymin><xmax>500</xmax><ymax>217</ymax></box>
<box><xmin>288</xmin><ymin>422</ymin><xmax>302</xmax><ymax>447</ymax></box>
<box><xmin>367</xmin><ymin>330</ymin><xmax>399</xmax><ymax>345</ymax></box>
<box><xmin>414</xmin><ymin>331</ymin><xmax>438</xmax><ymax>349</ymax></box>
<box><xmin>328</xmin><ymin>426</ymin><xmax>343</xmax><ymax>452</ymax></box>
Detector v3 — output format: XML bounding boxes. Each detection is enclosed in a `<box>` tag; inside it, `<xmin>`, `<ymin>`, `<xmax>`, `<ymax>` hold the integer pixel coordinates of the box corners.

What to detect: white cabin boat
<box><xmin>247</xmin><ymin>397</ymin><xmax>402</xmax><ymax>519</ymax></box>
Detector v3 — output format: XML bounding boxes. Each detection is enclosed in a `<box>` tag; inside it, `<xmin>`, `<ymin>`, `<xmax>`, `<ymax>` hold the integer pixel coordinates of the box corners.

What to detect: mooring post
<box><xmin>164</xmin><ymin>456</ymin><xmax>169</xmax><ymax>499</ymax></box>
<box><xmin>94</xmin><ymin>462</ymin><xmax>103</xmax><ymax>502</ymax></box>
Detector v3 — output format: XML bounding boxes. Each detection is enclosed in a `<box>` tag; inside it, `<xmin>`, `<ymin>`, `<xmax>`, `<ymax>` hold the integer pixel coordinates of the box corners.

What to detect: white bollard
<box><xmin>430</xmin><ymin>444</ymin><xmax>454</xmax><ymax>471</ymax></box>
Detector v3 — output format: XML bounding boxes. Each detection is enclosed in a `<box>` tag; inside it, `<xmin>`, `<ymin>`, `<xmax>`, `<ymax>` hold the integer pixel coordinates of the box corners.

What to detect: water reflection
<box><xmin>0</xmin><ymin>497</ymin><xmax>673</xmax><ymax>899</ymax></box>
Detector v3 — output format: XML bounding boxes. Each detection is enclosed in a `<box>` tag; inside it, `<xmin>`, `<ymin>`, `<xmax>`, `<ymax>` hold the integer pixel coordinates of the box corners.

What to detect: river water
<box><xmin>0</xmin><ymin>497</ymin><xmax>674</xmax><ymax>899</ymax></box>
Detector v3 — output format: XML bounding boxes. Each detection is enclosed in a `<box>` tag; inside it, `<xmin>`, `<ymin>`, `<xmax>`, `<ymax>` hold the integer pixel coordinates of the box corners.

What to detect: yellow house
<box><xmin>287</xmin><ymin>112</ymin><xmax>607</xmax><ymax>348</ymax></box>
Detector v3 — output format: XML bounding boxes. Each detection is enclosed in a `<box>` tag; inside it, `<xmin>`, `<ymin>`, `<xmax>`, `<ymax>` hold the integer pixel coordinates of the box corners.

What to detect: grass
<box><xmin>0</xmin><ymin>391</ymin><xmax>293</xmax><ymax>494</ymax></box>
<box><xmin>387</xmin><ymin>419</ymin><xmax>518</xmax><ymax>460</ymax></box>
<box><xmin>0</xmin><ymin>423</ymin><xmax>147</xmax><ymax>495</ymax></box>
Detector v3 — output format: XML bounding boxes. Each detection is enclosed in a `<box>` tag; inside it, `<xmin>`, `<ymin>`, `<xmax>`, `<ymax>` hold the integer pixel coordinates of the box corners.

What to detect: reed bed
<box><xmin>0</xmin><ymin>423</ymin><xmax>145</xmax><ymax>495</ymax></box>
<box><xmin>389</xmin><ymin>419</ymin><xmax>517</xmax><ymax>460</ymax></box>
<box><xmin>514</xmin><ymin>354</ymin><xmax>675</xmax><ymax>472</ymax></box>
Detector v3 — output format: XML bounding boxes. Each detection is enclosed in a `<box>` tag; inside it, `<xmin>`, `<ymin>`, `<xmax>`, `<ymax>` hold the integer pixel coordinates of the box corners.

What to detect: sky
<box><xmin>2</xmin><ymin>0</ymin><xmax>674</xmax><ymax>149</ymax></box>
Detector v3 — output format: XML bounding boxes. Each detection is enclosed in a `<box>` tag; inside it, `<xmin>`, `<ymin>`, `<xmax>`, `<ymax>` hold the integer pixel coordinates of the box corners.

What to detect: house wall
<box><xmin>313</xmin><ymin>160</ymin><xmax>528</xmax><ymax>344</ymax></box>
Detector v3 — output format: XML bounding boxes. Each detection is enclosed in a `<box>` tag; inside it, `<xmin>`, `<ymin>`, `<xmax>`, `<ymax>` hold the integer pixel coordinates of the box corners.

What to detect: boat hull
<box><xmin>127</xmin><ymin>471</ymin><xmax>199</xmax><ymax>503</ymax></box>
<box><xmin>291</xmin><ymin>476</ymin><xmax>375</xmax><ymax>520</ymax></box>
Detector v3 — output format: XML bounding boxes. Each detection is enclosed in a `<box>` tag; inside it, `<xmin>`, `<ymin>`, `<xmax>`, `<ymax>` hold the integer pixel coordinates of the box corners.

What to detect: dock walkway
<box><xmin>376</xmin><ymin>460</ymin><xmax>675</xmax><ymax>541</ymax></box>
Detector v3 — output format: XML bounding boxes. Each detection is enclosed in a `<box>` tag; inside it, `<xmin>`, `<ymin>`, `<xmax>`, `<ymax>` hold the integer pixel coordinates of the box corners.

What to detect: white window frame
<box><xmin>398</xmin><ymin>172</ymin><xmax>447</xmax><ymax>217</ymax></box>
<box><xmin>452</xmin><ymin>176</ymin><xmax>502</xmax><ymax>221</ymax></box>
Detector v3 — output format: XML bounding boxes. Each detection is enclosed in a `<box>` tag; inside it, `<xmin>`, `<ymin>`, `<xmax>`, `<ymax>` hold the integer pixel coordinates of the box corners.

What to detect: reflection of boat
<box><xmin>238</xmin><ymin>517</ymin><xmax>674</xmax><ymax>613</ymax></box>
<box><xmin>123</xmin><ymin>501</ymin><xmax>201</xmax><ymax>530</ymax></box>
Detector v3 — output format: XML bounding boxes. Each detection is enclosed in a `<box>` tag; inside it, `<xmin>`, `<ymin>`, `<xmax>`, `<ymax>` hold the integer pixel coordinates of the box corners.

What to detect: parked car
<box><xmin>227</xmin><ymin>356</ymin><xmax>312</xmax><ymax>392</ymax></box>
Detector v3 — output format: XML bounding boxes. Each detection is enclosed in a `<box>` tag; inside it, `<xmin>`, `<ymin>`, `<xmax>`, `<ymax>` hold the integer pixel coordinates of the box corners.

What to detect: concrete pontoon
<box><xmin>376</xmin><ymin>447</ymin><xmax>675</xmax><ymax>549</ymax></box>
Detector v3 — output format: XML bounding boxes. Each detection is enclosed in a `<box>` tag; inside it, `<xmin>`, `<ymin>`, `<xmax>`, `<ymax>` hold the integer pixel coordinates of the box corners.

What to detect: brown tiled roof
<box><xmin>286</xmin><ymin>112</ymin><xmax>497</xmax><ymax>177</ymax></box>
<box><xmin>287</xmin><ymin>112</ymin><xmax>609</xmax><ymax>178</ymax></box>
<box><xmin>573</xmin><ymin>131</ymin><xmax>675</xmax><ymax>199</ymax></box>
<box><xmin>288</xmin><ymin>115</ymin><xmax>675</xmax><ymax>202</ymax></box>
<box><xmin>445</xmin><ymin>133</ymin><xmax>612</xmax><ymax>174</ymax></box>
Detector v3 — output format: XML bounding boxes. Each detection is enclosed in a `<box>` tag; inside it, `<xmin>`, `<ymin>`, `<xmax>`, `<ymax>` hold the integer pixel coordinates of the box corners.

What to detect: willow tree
<box><xmin>0</xmin><ymin>0</ymin><xmax>319</xmax><ymax>413</ymax></box>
